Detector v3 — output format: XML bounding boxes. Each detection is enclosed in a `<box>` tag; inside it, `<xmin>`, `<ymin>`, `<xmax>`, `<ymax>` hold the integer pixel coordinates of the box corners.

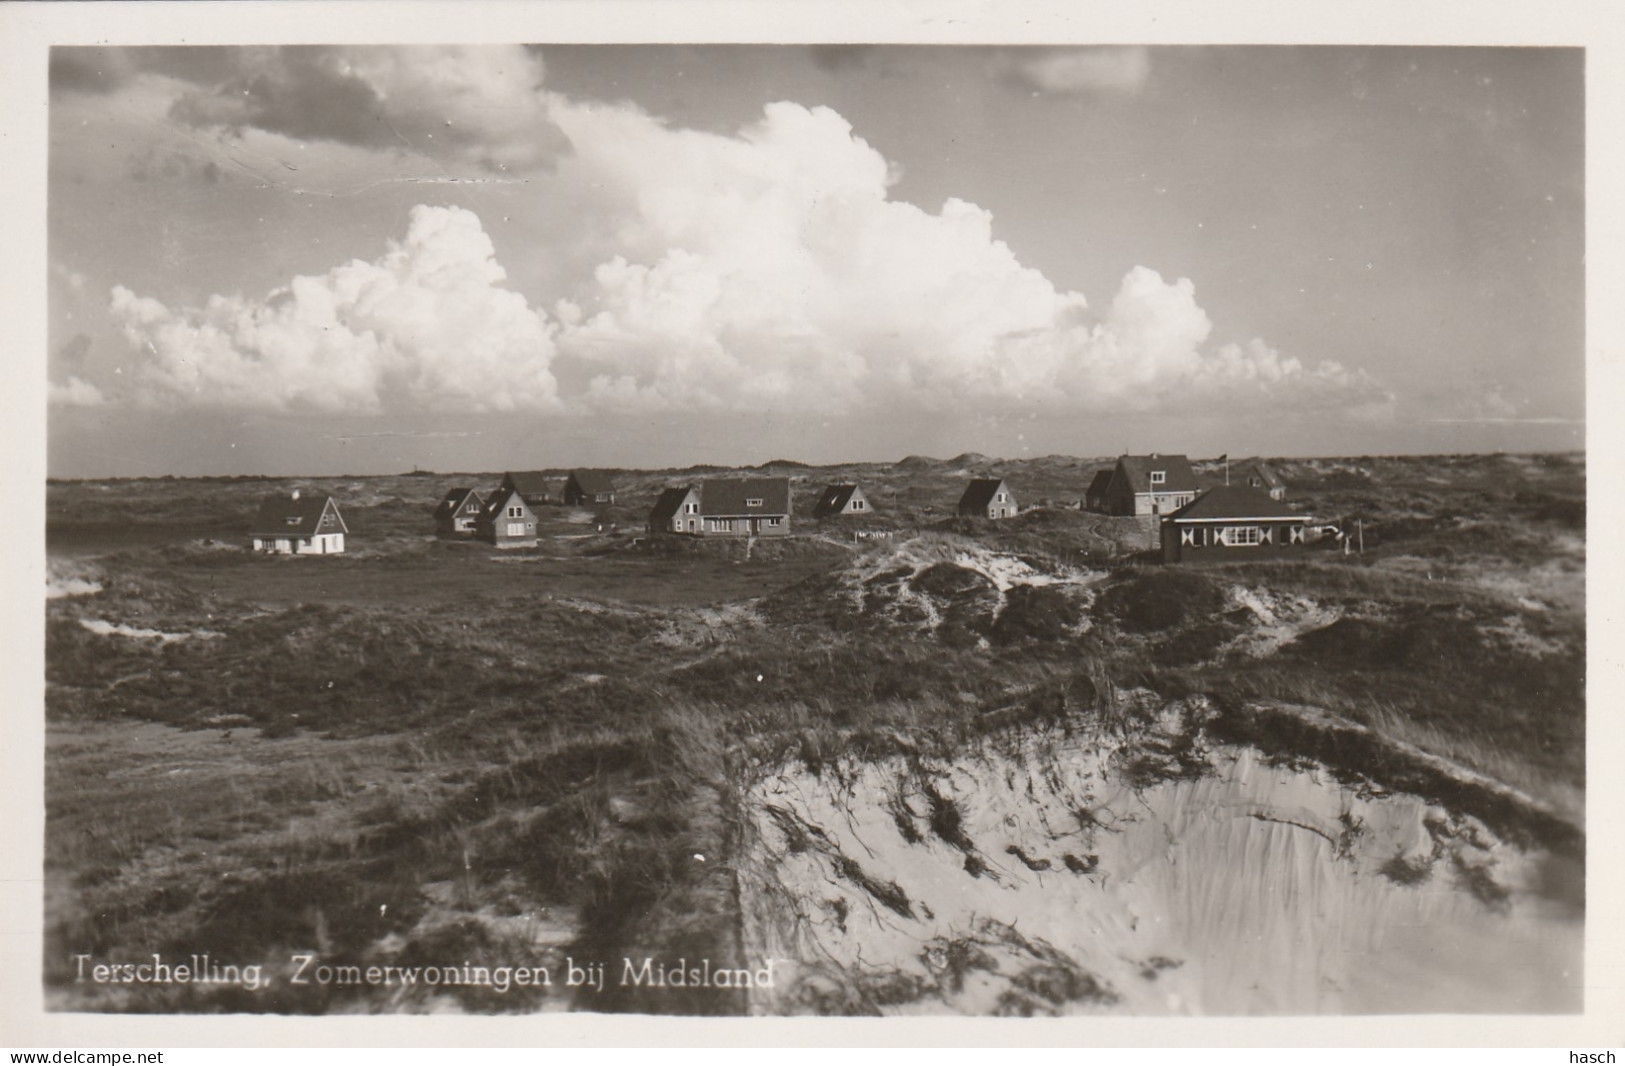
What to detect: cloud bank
<box><xmin>110</xmin><ymin>205</ymin><xmax>559</xmax><ymax>414</ymax></box>
<box><xmin>168</xmin><ymin>46</ymin><xmax>559</xmax><ymax>171</ymax></box>
<box><xmin>96</xmin><ymin>48</ymin><xmax>1387</xmax><ymax>421</ymax></box>
<box><xmin>547</xmin><ymin>98</ymin><xmax>1385</xmax><ymax>415</ymax></box>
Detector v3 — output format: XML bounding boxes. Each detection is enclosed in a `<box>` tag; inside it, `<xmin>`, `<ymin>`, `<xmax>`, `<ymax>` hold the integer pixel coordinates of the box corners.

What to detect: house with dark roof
<box><xmin>1098</xmin><ymin>454</ymin><xmax>1199</xmax><ymax>516</ymax></box>
<box><xmin>250</xmin><ymin>492</ymin><xmax>347</xmax><ymax>555</ymax></box>
<box><xmin>434</xmin><ymin>487</ymin><xmax>485</xmax><ymax>537</ymax></box>
<box><xmin>648</xmin><ymin>485</ymin><xmax>701</xmax><ymax>535</ymax></box>
<box><xmin>562</xmin><ymin>470</ymin><xmax>617</xmax><ymax>507</ymax></box>
<box><xmin>1084</xmin><ymin>469</ymin><xmax>1115</xmax><ymax>512</ymax></box>
<box><xmin>958</xmin><ymin>478</ymin><xmax>1017</xmax><ymax>519</ymax></box>
<box><xmin>477</xmin><ymin>485</ymin><xmax>540</xmax><ymax>548</ymax></box>
<box><xmin>648</xmin><ymin>478</ymin><xmax>791</xmax><ymax>536</ymax></box>
<box><xmin>1160</xmin><ymin>485</ymin><xmax>1310</xmax><ymax>564</ymax></box>
<box><xmin>1235</xmin><ymin>461</ymin><xmax>1286</xmax><ymax>500</ymax></box>
<box><xmin>700</xmin><ymin>477</ymin><xmax>791</xmax><ymax>536</ymax></box>
<box><xmin>811</xmin><ymin>483</ymin><xmax>872</xmax><ymax>519</ymax></box>
<box><xmin>500</xmin><ymin>471</ymin><xmax>556</xmax><ymax>507</ymax></box>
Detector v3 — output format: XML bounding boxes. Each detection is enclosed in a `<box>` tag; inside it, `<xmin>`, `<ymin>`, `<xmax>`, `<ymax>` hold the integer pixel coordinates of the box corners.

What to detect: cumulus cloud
<box><xmin>1007</xmin><ymin>47</ymin><xmax>1153</xmax><ymax>96</ymax></box>
<box><xmin>546</xmin><ymin>99</ymin><xmax>1383</xmax><ymax>416</ymax></box>
<box><xmin>166</xmin><ymin>46</ymin><xmax>561</xmax><ymax>171</ymax></box>
<box><xmin>97</xmin><ymin>91</ymin><xmax>1386</xmax><ymax>422</ymax></box>
<box><xmin>109</xmin><ymin>205</ymin><xmax>559</xmax><ymax>414</ymax></box>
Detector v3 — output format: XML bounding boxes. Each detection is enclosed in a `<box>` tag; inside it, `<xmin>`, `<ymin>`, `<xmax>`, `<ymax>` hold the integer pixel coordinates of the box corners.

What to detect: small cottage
<box><xmin>1235</xmin><ymin>461</ymin><xmax>1286</xmax><ymax>500</ymax></box>
<box><xmin>648</xmin><ymin>485</ymin><xmax>702</xmax><ymax>535</ymax></box>
<box><xmin>562</xmin><ymin>470</ymin><xmax>617</xmax><ymax>507</ymax></box>
<box><xmin>959</xmin><ymin>478</ymin><xmax>1016</xmax><ymax>519</ymax></box>
<box><xmin>1099</xmin><ymin>454</ymin><xmax>1199</xmax><ymax>516</ymax></box>
<box><xmin>500</xmin><ymin>471</ymin><xmax>556</xmax><ymax>507</ymax></box>
<box><xmin>433</xmin><ymin>487</ymin><xmax>485</xmax><ymax>537</ymax></box>
<box><xmin>251</xmin><ymin>491</ymin><xmax>347</xmax><ymax>555</ymax></box>
<box><xmin>1084</xmin><ymin>469</ymin><xmax>1114</xmax><ymax>512</ymax></box>
<box><xmin>811</xmin><ymin>483</ymin><xmax>872</xmax><ymax>519</ymax></box>
<box><xmin>477</xmin><ymin>485</ymin><xmax>540</xmax><ymax>548</ymax></box>
<box><xmin>1160</xmin><ymin>485</ymin><xmax>1309</xmax><ymax>564</ymax></box>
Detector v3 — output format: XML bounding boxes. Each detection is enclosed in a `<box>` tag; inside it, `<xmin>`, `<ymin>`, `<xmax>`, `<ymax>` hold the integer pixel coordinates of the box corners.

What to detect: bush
<box><xmin>1094</xmin><ymin>569</ymin><xmax>1225</xmax><ymax>633</ymax></box>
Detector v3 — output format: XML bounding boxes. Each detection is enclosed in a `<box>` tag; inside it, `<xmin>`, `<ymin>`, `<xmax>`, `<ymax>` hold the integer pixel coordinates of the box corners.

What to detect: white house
<box><xmin>251</xmin><ymin>491</ymin><xmax>347</xmax><ymax>555</ymax></box>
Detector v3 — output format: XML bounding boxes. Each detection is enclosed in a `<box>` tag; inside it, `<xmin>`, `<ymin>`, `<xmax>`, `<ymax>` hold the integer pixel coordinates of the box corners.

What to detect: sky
<box><xmin>44</xmin><ymin>44</ymin><xmax>1585</xmax><ymax>477</ymax></box>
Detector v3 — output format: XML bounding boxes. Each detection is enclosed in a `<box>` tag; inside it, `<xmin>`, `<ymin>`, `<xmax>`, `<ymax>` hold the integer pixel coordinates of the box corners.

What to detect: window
<box><xmin>854</xmin><ymin>499</ymin><xmax>864</xmax><ymax>510</ymax></box>
<box><xmin>767</xmin><ymin>517</ymin><xmax>781</xmax><ymax>527</ymax></box>
<box><xmin>1289</xmin><ymin>525</ymin><xmax>1306</xmax><ymax>545</ymax></box>
<box><xmin>1150</xmin><ymin>470</ymin><xmax>1166</xmax><ymax>485</ymax></box>
<box><xmin>1220</xmin><ymin>525</ymin><xmax>1263</xmax><ymax>546</ymax></box>
<box><xmin>506</xmin><ymin>522</ymin><xmax>526</xmax><ymax>537</ymax></box>
<box><xmin>746</xmin><ymin>498</ymin><xmax>763</xmax><ymax>507</ymax></box>
<box><xmin>1180</xmin><ymin>527</ymin><xmax>1197</xmax><ymax>546</ymax></box>
<box><xmin>285</xmin><ymin>516</ymin><xmax>301</xmax><ymax>526</ymax></box>
<box><xmin>997</xmin><ymin>493</ymin><xmax>1006</xmax><ymax>502</ymax></box>
<box><xmin>685</xmin><ymin>502</ymin><xmax>698</xmax><ymax>514</ymax></box>
<box><xmin>507</xmin><ymin>506</ymin><xmax>523</xmax><ymax>519</ymax></box>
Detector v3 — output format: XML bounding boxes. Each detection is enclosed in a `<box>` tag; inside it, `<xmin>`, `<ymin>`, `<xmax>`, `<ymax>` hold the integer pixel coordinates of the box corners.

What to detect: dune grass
<box><xmin>43</xmin><ymin>453</ymin><xmax>1585</xmax><ymax>1012</ymax></box>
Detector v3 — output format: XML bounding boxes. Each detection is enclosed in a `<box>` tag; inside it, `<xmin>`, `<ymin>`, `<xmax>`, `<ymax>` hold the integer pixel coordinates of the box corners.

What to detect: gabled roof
<box><xmin>1237</xmin><ymin>461</ymin><xmax>1283</xmax><ymax>489</ymax></box>
<box><xmin>701</xmin><ymin>477</ymin><xmax>791</xmax><ymax>516</ymax></box>
<box><xmin>503</xmin><ymin>471</ymin><xmax>554</xmax><ymax>497</ymax></box>
<box><xmin>1085</xmin><ymin>469</ymin><xmax>1114</xmax><ymax>499</ymax></box>
<box><xmin>1165</xmin><ymin>485</ymin><xmax>1302</xmax><ymax>522</ymax></box>
<box><xmin>812</xmin><ymin>483</ymin><xmax>860</xmax><ymax>517</ymax></box>
<box><xmin>649</xmin><ymin>485</ymin><xmax>696</xmax><ymax>524</ymax></box>
<box><xmin>567</xmin><ymin>469</ymin><xmax>617</xmax><ymax>495</ymax></box>
<box><xmin>251</xmin><ymin>493</ymin><xmax>345</xmax><ymax>537</ymax></box>
<box><xmin>435</xmin><ymin>487</ymin><xmax>482</xmax><ymax>516</ymax></box>
<box><xmin>958</xmin><ymin>478</ymin><xmax>1007</xmax><ymax>511</ymax></box>
<box><xmin>1116</xmin><ymin>454</ymin><xmax>1198</xmax><ymax>495</ymax></box>
<box><xmin>482</xmin><ymin>484</ymin><xmax>531</xmax><ymax>517</ymax></box>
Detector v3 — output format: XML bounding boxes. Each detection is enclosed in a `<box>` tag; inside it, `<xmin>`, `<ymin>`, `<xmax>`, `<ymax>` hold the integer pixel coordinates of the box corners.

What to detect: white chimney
<box><xmin>291</xmin><ymin>489</ymin><xmax>301</xmax><ymax>501</ymax></box>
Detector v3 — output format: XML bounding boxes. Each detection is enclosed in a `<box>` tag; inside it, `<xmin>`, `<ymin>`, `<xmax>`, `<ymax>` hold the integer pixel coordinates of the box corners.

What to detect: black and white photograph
<box><xmin>5</xmin><ymin>1</ymin><xmax>1619</xmax><ymax>1042</ymax></box>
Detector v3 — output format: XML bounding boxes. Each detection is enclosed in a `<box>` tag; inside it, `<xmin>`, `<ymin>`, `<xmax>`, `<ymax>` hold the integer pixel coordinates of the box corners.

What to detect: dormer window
<box><xmin>746</xmin><ymin>498</ymin><xmax>763</xmax><ymax>507</ymax></box>
<box><xmin>285</xmin><ymin>516</ymin><xmax>301</xmax><ymax>526</ymax></box>
<box><xmin>1150</xmin><ymin>471</ymin><xmax>1166</xmax><ymax>485</ymax></box>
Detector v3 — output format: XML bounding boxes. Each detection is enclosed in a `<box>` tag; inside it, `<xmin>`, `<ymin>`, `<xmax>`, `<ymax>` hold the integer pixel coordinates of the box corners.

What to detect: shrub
<box><xmin>1093</xmin><ymin>569</ymin><xmax>1225</xmax><ymax>633</ymax></box>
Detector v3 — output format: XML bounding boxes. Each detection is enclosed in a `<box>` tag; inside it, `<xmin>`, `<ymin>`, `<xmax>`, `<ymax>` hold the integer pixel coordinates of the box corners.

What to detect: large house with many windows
<box><xmin>1094</xmin><ymin>454</ymin><xmax>1199</xmax><ymax>516</ymax></box>
<box><xmin>1159</xmin><ymin>485</ymin><xmax>1310</xmax><ymax>564</ymax></box>
<box><xmin>647</xmin><ymin>477</ymin><xmax>792</xmax><ymax>537</ymax></box>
